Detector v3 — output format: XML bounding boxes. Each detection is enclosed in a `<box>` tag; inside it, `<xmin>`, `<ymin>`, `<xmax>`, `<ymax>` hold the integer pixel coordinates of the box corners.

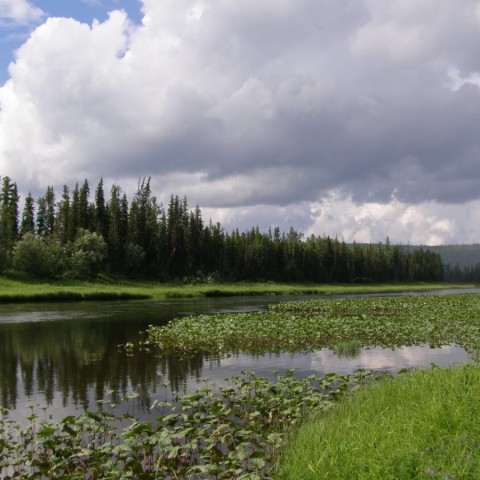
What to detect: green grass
<box><xmin>333</xmin><ymin>339</ymin><xmax>362</xmax><ymax>358</ymax></box>
<box><xmin>0</xmin><ymin>274</ymin><xmax>471</xmax><ymax>303</ymax></box>
<box><xmin>279</xmin><ymin>363</ymin><xmax>480</xmax><ymax>479</ymax></box>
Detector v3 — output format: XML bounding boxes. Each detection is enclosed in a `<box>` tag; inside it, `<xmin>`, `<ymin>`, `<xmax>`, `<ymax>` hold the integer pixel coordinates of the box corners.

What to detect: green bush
<box><xmin>12</xmin><ymin>233</ymin><xmax>61</xmax><ymax>278</ymax></box>
<box><xmin>67</xmin><ymin>229</ymin><xmax>107</xmax><ymax>279</ymax></box>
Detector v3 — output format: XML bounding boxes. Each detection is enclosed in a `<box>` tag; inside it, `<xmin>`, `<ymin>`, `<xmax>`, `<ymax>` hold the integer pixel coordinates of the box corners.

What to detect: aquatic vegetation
<box><xmin>4</xmin><ymin>292</ymin><xmax>480</xmax><ymax>478</ymax></box>
<box><xmin>145</xmin><ymin>294</ymin><xmax>480</xmax><ymax>356</ymax></box>
<box><xmin>333</xmin><ymin>339</ymin><xmax>362</xmax><ymax>359</ymax></box>
<box><xmin>0</xmin><ymin>369</ymin><xmax>384</xmax><ymax>479</ymax></box>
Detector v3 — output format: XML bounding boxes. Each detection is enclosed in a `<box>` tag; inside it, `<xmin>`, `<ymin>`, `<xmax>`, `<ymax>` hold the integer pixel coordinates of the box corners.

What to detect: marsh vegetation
<box><xmin>1</xmin><ymin>292</ymin><xmax>480</xmax><ymax>478</ymax></box>
<box><xmin>333</xmin><ymin>339</ymin><xmax>362</xmax><ymax>359</ymax></box>
<box><xmin>0</xmin><ymin>370</ymin><xmax>386</xmax><ymax>479</ymax></box>
<box><xmin>144</xmin><ymin>293</ymin><xmax>480</xmax><ymax>356</ymax></box>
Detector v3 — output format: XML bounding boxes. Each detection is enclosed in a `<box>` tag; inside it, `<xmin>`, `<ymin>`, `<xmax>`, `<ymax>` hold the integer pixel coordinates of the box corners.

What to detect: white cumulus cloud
<box><xmin>0</xmin><ymin>0</ymin><xmax>43</xmax><ymax>25</ymax></box>
<box><xmin>2</xmin><ymin>0</ymin><xmax>480</xmax><ymax>243</ymax></box>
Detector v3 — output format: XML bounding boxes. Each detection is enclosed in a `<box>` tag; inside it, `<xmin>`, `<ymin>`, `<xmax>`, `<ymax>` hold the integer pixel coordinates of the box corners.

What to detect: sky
<box><xmin>2</xmin><ymin>0</ymin><xmax>480</xmax><ymax>245</ymax></box>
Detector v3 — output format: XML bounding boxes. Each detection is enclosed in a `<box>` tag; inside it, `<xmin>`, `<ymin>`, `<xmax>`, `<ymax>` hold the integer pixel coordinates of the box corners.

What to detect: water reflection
<box><xmin>0</xmin><ymin>294</ymin><xmax>475</xmax><ymax>422</ymax></box>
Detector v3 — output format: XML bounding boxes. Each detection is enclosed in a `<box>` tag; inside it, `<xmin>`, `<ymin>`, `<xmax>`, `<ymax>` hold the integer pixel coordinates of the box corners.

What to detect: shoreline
<box><xmin>0</xmin><ymin>277</ymin><xmax>474</xmax><ymax>303</ymax></box>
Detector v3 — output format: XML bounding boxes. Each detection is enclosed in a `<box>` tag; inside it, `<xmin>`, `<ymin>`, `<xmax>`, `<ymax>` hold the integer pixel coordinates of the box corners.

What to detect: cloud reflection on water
<box><xmin>199</xmin><ymin>344</ymin><xmax>470</xmax><ymax>384</ymax></box>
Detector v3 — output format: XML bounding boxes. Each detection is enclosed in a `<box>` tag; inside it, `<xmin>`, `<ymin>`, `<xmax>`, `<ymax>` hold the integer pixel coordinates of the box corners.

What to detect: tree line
<box><xmin>416</xmin><ymin>244</ymin><xmax>480</xmax><ymax>282</ymax></box>
<box><xmin>444</xmin><ymin>263</ymin><xmax>480</xmax><ymax>283</ymax></box>
<box><xmin>0</xmin><ymin>175</ymin><xmax>445</xmax><ymax>282</ymax></box>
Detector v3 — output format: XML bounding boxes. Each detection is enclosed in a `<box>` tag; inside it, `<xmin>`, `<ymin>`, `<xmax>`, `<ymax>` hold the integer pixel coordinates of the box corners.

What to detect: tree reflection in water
<box><xmin>0</xmin><ymin>296</ymin><xmax>473</xmax><ymax>422</ymax></box>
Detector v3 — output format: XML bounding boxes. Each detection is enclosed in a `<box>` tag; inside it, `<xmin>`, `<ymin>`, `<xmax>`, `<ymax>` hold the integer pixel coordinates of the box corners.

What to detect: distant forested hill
<box><xmin>348</xmin><ymin>242</ymin><xmax>480</xmax><ymax>282</ymax></box>
<box><xmin>352</xmin><ymin>243</ymin><xmax>480</xmax><ymax>268</ymax></box>
<box><xmin>417</xmin><ymin>245</ymin><xmax>480</xmax><ymax>268</ymax></box>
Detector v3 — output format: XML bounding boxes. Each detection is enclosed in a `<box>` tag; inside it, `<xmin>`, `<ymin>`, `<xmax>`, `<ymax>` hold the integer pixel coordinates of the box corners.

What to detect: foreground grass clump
<box><xmin>145</xmin><ymin>293</ymin><xmax>480</xmax><ymax>356</ymax></box>
<box><xmin>333</xmin><ymin>339</ymin><xmax>362</xmax><ymax>358</ymax></box>
<box><xmin>280</xmin><ymin>363</ymin><xmax>480</xmax><ymax>479</ymax></box>
<box><xmin>0</xmin><ymin>370</ymin><xmax>382</xmax><ymax>479</ymax></box>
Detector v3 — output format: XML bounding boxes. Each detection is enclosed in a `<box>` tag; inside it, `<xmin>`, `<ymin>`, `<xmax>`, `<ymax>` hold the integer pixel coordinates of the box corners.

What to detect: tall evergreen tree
<box><xmin>20</xmin><ymin>192</ymin><xmax>35</xmax><ymax>237</ymax></box>
<box><xmin>203</xmin><ymin>219</ymin><xmax>224</xmax><ymax>275</ymax></box>
<box><xmin>0</xmin><ymin>176</ymin><xmax>19</xmax><ymax>261</ymax></box>
<box><xmin>106</xmin><ymin>185</ymin><xmax>128</xmax><ymax>272</ymax></box>
<box><xmin>94</xmin><ymin>178</ymin><xmax>108</xmax><ymax>238</ymax></box>
<box><xmin>127</xmin><ymin>177</ymin><xmax>165</xmax><ymax>275</ymax></box>
<box><xmin>36</xmin><ymin>186</ymin><xmax>55</xmax><ymax>238</ymax></box>
<box><xmin>186</xmin><ymin>205</ymin><xmax>204</xmax><ymax>274</ymax></box>
<box><xmin>45</xmin><ymin>186</ymin><xmax>56</xmax><ymax>237</ymax></box>
<box><xmin>55</xmin><ymin>185</ymin><xmax>71</xmax><ymax>244</ymax></box>
<box><xmin>71</xmin><ymin>183</ymin><xmax>80</xmax><ymax>238</ymax></box>
<box><xmin>166</xmin><ymin>194</ymin><xmax>189</xmax><ymax>277</ymax></box>
<box><xmin>78</xmin><ymin>179</ymin><xmax>90</xmax><ymax>231</ymax></box>
<box><xmin>36</xmin><ymin>197</ymin><xmax>47</xmax><ymax>237</ymax></box>
<box><xmin>129</xmin><ymin>178</ymin><xmax>150</xmax><ymax>247</ymax></box>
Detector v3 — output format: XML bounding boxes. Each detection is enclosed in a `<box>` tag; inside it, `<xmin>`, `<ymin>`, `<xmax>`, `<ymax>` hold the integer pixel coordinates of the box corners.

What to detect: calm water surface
<box><xmin>0</xmin><ymin>290</ymin><xmax>475</xmax><ymax>422</ymax></box>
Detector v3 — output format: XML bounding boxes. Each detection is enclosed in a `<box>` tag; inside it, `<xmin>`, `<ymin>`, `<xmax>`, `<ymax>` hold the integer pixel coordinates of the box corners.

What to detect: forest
<box><xmin>0</xmin><ymin>175</ymin><xmax>446</xmax><ymax>282</ymax></box>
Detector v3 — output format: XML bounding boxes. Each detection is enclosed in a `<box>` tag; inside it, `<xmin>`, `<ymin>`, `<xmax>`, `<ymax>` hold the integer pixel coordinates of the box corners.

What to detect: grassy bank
<box><xmin>279</xmin><ymin>363</ymin><xmax>480</xmax><ymax>479</ymax></box>
<box><xmin>0</xmin><ymin>275</ymin><xmax>472</xmax><ymax>303</ymax></box>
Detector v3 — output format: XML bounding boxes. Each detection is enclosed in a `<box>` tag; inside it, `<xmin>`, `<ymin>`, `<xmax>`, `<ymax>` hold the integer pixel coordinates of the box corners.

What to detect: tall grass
<box><xmin>333</xmin><ymin>339</ymin><xmax>362</xmax><ymax>358</ymax></box>
<box><xmin>279</xmin><ymin>363</ymin><xmax>480</xmax><ymax>479</ymax></box>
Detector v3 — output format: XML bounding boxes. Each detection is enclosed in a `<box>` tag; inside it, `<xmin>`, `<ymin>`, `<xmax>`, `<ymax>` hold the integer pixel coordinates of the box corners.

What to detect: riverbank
<box><xmin>0</xmin><ymin>276</ymin><xmax>474</xmax><ymax>303</ymax></box>
<box><xmin>279</xmin><ymin>362</ymin><xmax>480</xmax><ymax>479</ymax></box>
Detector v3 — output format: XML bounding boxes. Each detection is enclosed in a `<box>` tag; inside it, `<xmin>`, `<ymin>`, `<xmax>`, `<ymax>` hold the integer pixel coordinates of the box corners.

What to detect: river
<box><xmin>0</xmin><ymin>289</ymin><xmax>476</xmax><ymax>422</ymax></box>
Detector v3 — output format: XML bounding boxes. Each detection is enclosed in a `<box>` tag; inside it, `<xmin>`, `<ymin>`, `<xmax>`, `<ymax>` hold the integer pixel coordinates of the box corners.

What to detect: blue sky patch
<box><xmin>0</xmin><ymin>0</ymin><xmax>142</xmax><ymax>85</ymax></box>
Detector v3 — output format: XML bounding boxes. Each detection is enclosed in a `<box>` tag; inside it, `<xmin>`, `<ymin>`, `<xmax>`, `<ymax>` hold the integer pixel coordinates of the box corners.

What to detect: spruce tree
<box><xmin>106</xmin><ymin>185</ymin><xmax>128</xmax><ymax>272</ymax></box>
<box><xmin>0</xmin><ymin>176</ymin><xmax>19</xmax><ymax>265</ymax></box>
<box><xmin>78</xmin><ymin>179</ymin><xmax>90</xmax><ymax>230</ymax></box>
<box><xmin>94</xmin><ymin>178</ymin><xmax>108</xmax><ymax>238</ymax></box>
<box><xmin>56</xmin><ymin>185</ymin><xmax>71</xmax><ymax>244</ymax></box>
<box><xmin>36</xmin><ymin>187</ymin><xmax>56</xmax><ymax>238</ymax></box>
<box><xmin>71</xmin><ymin>183</ymin><xmax>80</xmax><ymax>238</ymax></box>
<box><xmin>20</xmin><ymin>192</ymin><xmax>35</xmax><ymax>237</ymax></box>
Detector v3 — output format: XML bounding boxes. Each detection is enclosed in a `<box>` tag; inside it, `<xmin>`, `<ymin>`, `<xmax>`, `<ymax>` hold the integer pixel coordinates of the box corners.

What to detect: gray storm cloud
<box><xmin>1</xmin><ymin>0</ymin><xmax>480</xmax><ymax>243</ymax></box>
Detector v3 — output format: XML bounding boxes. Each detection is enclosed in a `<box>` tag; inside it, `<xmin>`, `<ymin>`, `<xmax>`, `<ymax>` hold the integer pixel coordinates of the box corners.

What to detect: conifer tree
<box><xmin>70</xmin><ymin>183</ymin><xmax>80</xmax><ymax>238</ymax></box>
<box><xmin>0</xmin><ymin>176</ymin><xmax>19</xmax><ymax>265</ymax></box>
<box><xmin>36</xmin><ymin>186</ymin><xmax>56</xmax><ymax>238</ymax></box>
<box><xmin>20</xmin><ymin>192</ymin><xmax>35</xmax><ymax>237</ymax></box>
<box><xmin>78</xmin><ymin>179</ymin><xmax>90</xmax><ymax>230</ymax></box>
<box><xmin>56</xmin><ymin>185</ymin><xmax>71</xmax><ymax>244</ymax></box>
<box><xmin>106</xmin><ymin>185</ymin><xmax>128</xmax><ymax>272</ymax></box>
<box><xmin>36</xmin><ymin>197</ymin><xmax>47</xmax><ymax>237</ymax></box>
<box><xmin>94</xmin><ymin>178</ymin><xmax>108</xmax><ymax>238</ymax></box>
<box><xmin>166</xmin><ymin>194</ymin><xmax>189</xmax><ymax>276</ymax></box>
<box><xmin>186</xmin><ymin>205</ymin><xmax>204</xmax><ymax>274</ymax></box>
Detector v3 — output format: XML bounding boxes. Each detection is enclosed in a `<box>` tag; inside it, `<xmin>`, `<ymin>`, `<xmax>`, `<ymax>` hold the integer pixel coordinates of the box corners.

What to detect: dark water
<box><xmin>0</xmin><ymin>291</ymin><xmax>475</xmax><ymax>422</ymax></box>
